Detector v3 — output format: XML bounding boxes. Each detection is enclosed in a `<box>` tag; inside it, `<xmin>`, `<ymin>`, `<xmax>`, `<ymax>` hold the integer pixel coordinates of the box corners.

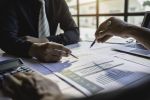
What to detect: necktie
<box><xmin>38</xmin><ymin>0</ymin><xmax>50</xmax><ymax>38</ymax></box>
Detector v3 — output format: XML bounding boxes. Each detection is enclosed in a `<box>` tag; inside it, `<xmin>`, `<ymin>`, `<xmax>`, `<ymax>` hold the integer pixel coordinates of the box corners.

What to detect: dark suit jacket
<box><xmin>0</xmin><ymin>0</ymin><xmax>79</xmax><ymax>57</ymax></box>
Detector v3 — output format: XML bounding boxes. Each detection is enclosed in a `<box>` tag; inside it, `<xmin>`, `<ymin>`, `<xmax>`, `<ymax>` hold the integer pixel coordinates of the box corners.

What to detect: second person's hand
<box><xmin>95</xmin><ymin>17</ymin><xmax>131</xmax><ymax>43</ymax></box>
<box><xmin>29</xmin><ymin>42</ymin><xmax>71</xmax><ymax>62</ymax></box>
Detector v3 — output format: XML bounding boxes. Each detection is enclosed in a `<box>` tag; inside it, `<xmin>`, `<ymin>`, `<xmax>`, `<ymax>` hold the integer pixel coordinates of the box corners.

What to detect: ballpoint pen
<box><xmin>90</xmin><ymin>21</ymin><xmax>112</xmax><ymax>48</ymax></box>
<box><xmin>90</xmin><ymin>30</ymin><xmax>104</xmax><ymax>48</ymax></box>
<box><xmin>70</xmin><ymin>53</ymin><xmax>79</xmax><ymax>59</ymax></box>
<box><xmin>90</xmin><ymin>30</ymin><xmax>109</xmax><ymax>48</ymax></box>
<box><xmin>90</xmin><ymin>39</ymin><xmax>96</xmax><ymax>48</ymax></box>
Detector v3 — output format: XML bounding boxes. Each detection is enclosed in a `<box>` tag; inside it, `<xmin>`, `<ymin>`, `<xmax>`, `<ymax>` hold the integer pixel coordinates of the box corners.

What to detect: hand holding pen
<box><xmin>90</xmin><ymin>20</ymin><xmax>112</xmax><ymax>48</ymax></box>
<box><xmin>90</xmin><ymin>17</ymin><xmax>130</xmax><ymax>48</ymax></box>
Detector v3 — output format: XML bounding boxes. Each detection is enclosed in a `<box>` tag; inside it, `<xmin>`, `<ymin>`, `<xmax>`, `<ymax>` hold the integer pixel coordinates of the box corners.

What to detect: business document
<box><xmin>40</xmin><ymin>42</ymin><xmax>150</xmax><ymax>96</ymax></box>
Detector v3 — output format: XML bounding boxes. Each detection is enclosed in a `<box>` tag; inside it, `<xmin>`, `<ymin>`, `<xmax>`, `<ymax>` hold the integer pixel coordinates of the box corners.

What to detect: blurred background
<box><xmin>65</xmin><ymin>0</ymin><xmax>150</xmax><ymax>41</ymax></box>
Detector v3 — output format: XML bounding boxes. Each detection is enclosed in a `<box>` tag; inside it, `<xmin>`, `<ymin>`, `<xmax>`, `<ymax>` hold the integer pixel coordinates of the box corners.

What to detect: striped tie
<box><xmin>38</xmin><ymin>0</ymin><xmax>50</xmax><ymax>38</ymax></box>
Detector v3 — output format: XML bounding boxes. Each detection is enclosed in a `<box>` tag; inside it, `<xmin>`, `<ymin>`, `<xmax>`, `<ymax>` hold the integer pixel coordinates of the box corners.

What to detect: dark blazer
<box><xmin>0</xmin><ymin>0</ymin><xmax>79</xmax><ymax>57</ymax></box>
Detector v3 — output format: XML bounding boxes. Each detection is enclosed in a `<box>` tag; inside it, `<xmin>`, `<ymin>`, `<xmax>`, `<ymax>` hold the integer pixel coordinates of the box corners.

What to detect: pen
<box><xmin>90</xmin><ymin>39</ymin><xmax>96</xmax><ymax>48</ymax></box>
<box><xmin>90</xmin><ymin>31</ymin><xmax>104</xmax><ymax>48</ymax></box>
<box><xmin>70</xmin><ymin>53</ymin><xmax>79</xmax><ymax>59</ymax></box>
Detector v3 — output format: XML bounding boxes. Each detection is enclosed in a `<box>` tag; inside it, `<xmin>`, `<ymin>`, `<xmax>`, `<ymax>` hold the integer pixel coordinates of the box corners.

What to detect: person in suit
<box><xmin>1</xmin><ymin>17</ymin><xmax>150</xmax><ymax>100</ymax></box>
<box><xmin>0</xmin><ymin>0</ymin><xmax>79</xmax><ymax>62</ymax></box>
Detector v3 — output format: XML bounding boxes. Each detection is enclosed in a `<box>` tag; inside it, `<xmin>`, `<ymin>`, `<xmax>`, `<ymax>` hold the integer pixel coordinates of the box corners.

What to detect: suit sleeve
<box><xmin>0</xmin><ymin>1</ymin><xmax>32</xmax><ymax>57</ymax></box>
<box><xmin>47</xmin><ymin>0</ymin><xmax>80</xmax><ymax>45</ymax></box>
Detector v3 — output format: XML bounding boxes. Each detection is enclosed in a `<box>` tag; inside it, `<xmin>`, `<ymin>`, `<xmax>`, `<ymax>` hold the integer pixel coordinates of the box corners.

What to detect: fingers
<box><xmin>13</xmin><ymin>72</ymin><xmax>32</xmax><ymax>80</ymax></box>
<box><xmin>37</xmin><ymin>53</ymin><xmax>62</xmax><ymax>63</ymax></box>
<box><xmin>95</xmin><ymin>27</ymin><xmax>108</xmax><ymax>41</ymax></box>
<box><xmin>48</xmin><ymin>42</ymin><xmax>71</xmax><ymax>54</ymax></box>
<box><xmin>97</xmin><ymin>35</ymin><xmax>113</xmax><ymax>43</ymax></box>
<box><xmin>2</xmin><ymin>75</ymin><xmax>22</xmax><ymax>98</ymax></box>
<box><xmin>96</xmin><ymin>31</ymin><xmax>106</xmax><ymax>40</ymax></box>
<box><xmin>30</xmin><ymin>42</ymin><xmax>72</xmax><ymax>62</ymax></box>
<box><xmin>96</xmin><ymin>17</ymin><xmax>129</xmax><ymax>41</ymax></box>
<box><xmin>14</xmin><ymin>73</ymin><xmax>38</xmax><ymax>87</ymax></box>
<box><xmin>3</xmin><ymin>75</ymin><xmax>22</xmax><ymax>87</ymax></box>
<box><xmin>45</xmin><ymin>49</ymin><xmax>69</xmax><ymax>57</ymax></box>
<box><xmin>45</xmin><ymin>42</ymin><xmax>71</xmax><ymax>57</ymax></box>
<box><xmin>40</xmin><ymin>49</ymin><xmax>68</xmax><ymax>62</ymax></box>
<box><xmin>96</xmin><ymin>18</ymin><xmax>112</xmax><ymax>35</ymax></box>
<box><xmin>2</xmin><ymin>73</ymin><xmax>40</xmax><ymax>100</ymax></box>
<box><xmin>95</xmin><ymin>21</ymin><xmax>107</xmax><ymax>35</ymax></box>
<box><xmin>12</xmin><ymin>73</ymin><xmax>36</xmax><ymax>90</ymax></box>
<box><xmin>43</xmin><ymin>55</ymin><xmax>62</xmax><ymax>63</ymax></box>
<box><xmin>95</xmin><ymin>17</ymin><xmax>113</xmax><ymax>42</ymax></box>
<box><xmin>52</xmin><ymin>49</ymin><xmax>69</xmax><ymax>57</ymax></box>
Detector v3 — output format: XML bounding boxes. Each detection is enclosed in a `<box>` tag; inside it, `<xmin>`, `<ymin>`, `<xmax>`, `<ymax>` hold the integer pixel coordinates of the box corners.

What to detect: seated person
<box><xmin>1</xmin><ymin>17</ymin><xmax>150</xmax><ymax>100</ymax></box>
<box><xmin>0</xmin><ymin>0</ymin><xmax>79</xmax><ymax>62</ymax></box>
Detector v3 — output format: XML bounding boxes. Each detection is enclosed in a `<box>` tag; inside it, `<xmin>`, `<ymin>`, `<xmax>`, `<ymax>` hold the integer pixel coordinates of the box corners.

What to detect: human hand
<box><xmin>95</xmin><ymin>17</ymin><xmax>131</xmax><ymax>43</ymax></box>
<box><xmin>1</xmin><ymin>72</ymin><xmax>63</xmax><ymax>100</ymax></box>
<box><xmin>29</xmin><ymin>42</ymin><xmax>71</xmax><ymax>62</ymax></box>
<box><xmin>22</xmin><ymin>36</ymin><xmax>49</xmax><ymax>43</ymax></box>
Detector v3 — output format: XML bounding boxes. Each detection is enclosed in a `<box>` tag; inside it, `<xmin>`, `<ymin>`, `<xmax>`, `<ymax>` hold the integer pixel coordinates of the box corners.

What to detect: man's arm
<box><xmin>127</xmin><ymin>25</ymin><xmax>150</xmax><ymax>49</ymax></box>
<box><xmin>0</xmin><ymin>0</ymin><xmax>33</xmax><ymax>57</ymax></box>
<box><xmin>47</xmin><ymin>0</ymin><xmax>80</xmax><ymax>45</ymax></box>
<box><xmin>95</xmin><ymin>17</ymin><xmax>150</xmax><ymax>49</ymax></box>
<box><xmin>0</xmin><ymin>0</ymin><xmax>72</xmax><ymax>63</ymax></box>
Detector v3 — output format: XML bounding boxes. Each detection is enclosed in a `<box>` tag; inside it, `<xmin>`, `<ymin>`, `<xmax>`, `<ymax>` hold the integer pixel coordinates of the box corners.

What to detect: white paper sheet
<box><xmin>39</xmin><ymin>41</ymin><xmax>150</xmax><ymax>96</ymax></box>
<box><xmin>56</xmin><ymin>57</ymin><xmax>150</xmax><ymax>96</ymax></box>
<box><xmin>41</xmin><ymin>42</ymin><xmax>114</xmax><ymax>72</ymax></box>
<box><xmin>114</xmin><ymin>53</ymin><xmax>150</xmax><ymax>67</ymax></box>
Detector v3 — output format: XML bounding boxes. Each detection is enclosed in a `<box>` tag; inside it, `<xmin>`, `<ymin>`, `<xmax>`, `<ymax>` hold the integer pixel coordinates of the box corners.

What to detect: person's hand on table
<box><xmin>29</xmin><ymin>42</ymin><xmax>71</xmax><ymax>62</ymax></box>
<box><xmin>95</xmin><ymin>17</ymin><xmax>131</xmax><ymax>43</ymax></box>
<box><xmin>22</xmin><ymin>36</ymin><xmax>49</xmax><ymax>43</ymax></box>
<box><xmin>1</xmin><ymin>72</ymin><xmax>64</xmax><ymax>100</ymax></box>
